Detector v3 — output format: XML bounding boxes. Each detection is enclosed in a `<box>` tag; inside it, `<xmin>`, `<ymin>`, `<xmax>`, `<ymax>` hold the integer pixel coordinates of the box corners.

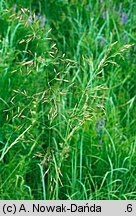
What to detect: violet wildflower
<box><xmin>100</xmin><ymin>36</ymin><xmax>106</xmax><ymax>47</ymax></box>
<box><xmin>96</xmin><ymin>117</ymin><xmax>106</xmax><ymax>146</ymax></box>
<box><xmin>100</xmin><ymin>8</ymin><xmax>106</xmax><ymax>19</ymax></box>
<box><xmin>28</xmin><ymin>16</ymin><xmax>33</xmax><ymax>26</ymax></box>
<box><xmin>36</xmin><ymin>14</ymin><xmax>46</xmax><ymax>27</ymax></box>
<box><xmin>121</xmin><ymin>12</ymin><xmax>128</xmax><ymax>24</ymax></box>
<box><xmin>40</xmin><ymin>15</ymin><xmax>46</xmax><ymax>27</ymax></box>
<box><xmin>102</xmin><ymin>117</ymin><xmax>106</xmax><ymax>133</ymax></box>
<box><xmin>96</xmin><ymin>119</ymin><xmax>101</xmax><ymax>137</ymax></box>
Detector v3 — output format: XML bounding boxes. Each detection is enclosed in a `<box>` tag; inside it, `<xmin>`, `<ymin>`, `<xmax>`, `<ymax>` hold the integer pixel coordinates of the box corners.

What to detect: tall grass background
<box><xmin>0</xmin><ymin>0</ymin><xmax>136</xmax><ymax>200</ymax></box>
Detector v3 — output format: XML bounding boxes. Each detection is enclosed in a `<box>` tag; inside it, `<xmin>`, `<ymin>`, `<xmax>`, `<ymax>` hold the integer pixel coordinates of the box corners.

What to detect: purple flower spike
<box><xmin>121</xmin><ymin>12</ymin><xmax>128</xmax><ymax>24</ymax></box>
<box><xmin>100</xmin><ymin>36</ymin><xmax>106</xmax><ymax>47</ymax></box>
<box><xmin>102</xmin><ymin>117</ymin><xmax>106</xmax><ymax>133</ymax></box>
<box><xmin>100</xmin><ymin>8</ymin><xmax>106</xmax><ymax>19</ymax></box>
<box><xmin>96</xmin><ymin>118</ymin><xmax>101</xmax><ymax>136</ymax></box>
<box><xmin>28</xmin><ymin>16</ymin><xmax>33</xmax><ymax>26</ymax></box>
<box><xmin>97</xmin><ymin>123</ymin><xmax>101</xmax><ymax>136</ymax></box>
<box><xmin>37</xmin><ymin>15</ymin><xmax>46</xmax><ymax>27</ymax></box>
<box><xmin>41</xmin><ymin>15</ymin><xmax>46</xmax><ymax>27</ymax></box>
<box><xmin>96</xmin><ymin>117</ymin><xmax>106</xmax><ymax>146</ymax></box>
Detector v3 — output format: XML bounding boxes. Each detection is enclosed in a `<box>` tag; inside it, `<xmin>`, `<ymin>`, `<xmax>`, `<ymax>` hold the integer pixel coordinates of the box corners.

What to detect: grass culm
<box><xmin>0</xmin><ymin>0</ymin><xmax>136</xmax><ymax>200</ymax></box>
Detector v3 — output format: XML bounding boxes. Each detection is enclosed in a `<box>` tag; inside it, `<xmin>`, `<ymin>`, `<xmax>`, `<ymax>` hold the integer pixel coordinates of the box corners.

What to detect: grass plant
<box><xmin>0</xmin><ymin>0</ymin><xmax>136</xmax><ymax>200</ymax></box>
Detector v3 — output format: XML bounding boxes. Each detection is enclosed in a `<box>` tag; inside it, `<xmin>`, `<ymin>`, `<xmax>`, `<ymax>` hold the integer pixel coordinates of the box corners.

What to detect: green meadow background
<box><xmin>0</xmin><ymin>0</ymin><xmax>136</xmax><ymax>200</ymax></box>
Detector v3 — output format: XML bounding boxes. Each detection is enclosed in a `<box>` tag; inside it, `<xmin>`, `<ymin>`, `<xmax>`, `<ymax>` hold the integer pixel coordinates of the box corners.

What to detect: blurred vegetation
<box><xmin>0</xmin><ymin>0</ymin><xmax>136</xmax><ymax>200</ymax></box>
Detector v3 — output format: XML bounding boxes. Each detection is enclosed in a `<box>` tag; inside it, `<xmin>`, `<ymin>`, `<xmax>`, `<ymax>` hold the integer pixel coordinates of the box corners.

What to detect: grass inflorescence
<box><xmin>0</xmin><ymin>0</ymin><xmax>136</xmax><ymax>200</ymax></box>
